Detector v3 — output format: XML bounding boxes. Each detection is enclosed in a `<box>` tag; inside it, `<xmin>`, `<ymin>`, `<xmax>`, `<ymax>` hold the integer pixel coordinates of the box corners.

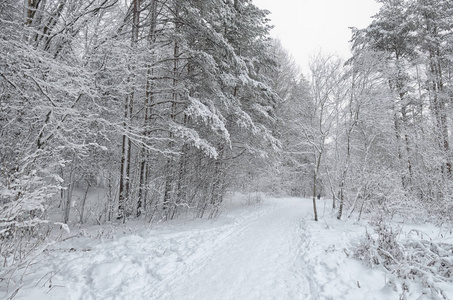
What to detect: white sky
<box><xmin>253</xmin><ymin>0</ymin><xmax>382</xmax><ymax>74</ymax></box>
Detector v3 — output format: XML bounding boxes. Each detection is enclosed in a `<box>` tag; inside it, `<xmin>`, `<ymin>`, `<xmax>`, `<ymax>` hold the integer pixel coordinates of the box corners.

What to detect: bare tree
<box><xmin>303</xmin><ymin>54</ymin><xmax>344</xmax><ymax>221</ymax></box>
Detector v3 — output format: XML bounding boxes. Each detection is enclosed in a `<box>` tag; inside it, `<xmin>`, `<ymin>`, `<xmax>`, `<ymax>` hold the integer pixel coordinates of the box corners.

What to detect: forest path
<box><xmin>147</xmin><ymin>197</ymin><xmax>312</xmax><ymax>300</ymax></box>
<box><xmin>10</xmin><ymin>196</ymin><xmax>392</xmax><ymax>300</ymax></box>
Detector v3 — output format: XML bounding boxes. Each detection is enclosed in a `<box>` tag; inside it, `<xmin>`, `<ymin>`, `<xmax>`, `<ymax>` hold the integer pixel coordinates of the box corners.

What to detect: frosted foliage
<box><xmin>234</xmin><ymin>108</ymin><xmax>258</xmax><ymax>132</ymax></box>
<box><xmin>251</xmin><ymin>103</ymin><xmax>275</xmax><ymax>122</ymax></box>
<box><xmin>170</xmin><ymin>124</ymin><xmax>218</xmax><ymax>159</ymax></box>
<box><xmin>185</xmin><ymin>97</ymin><xmax>230</xmax><ymax>142</ymax></box>
<box><xmin>0</xmin><ymin>170</ymin><xmax>58</xmax><ymax>267</ymax></box>
<box><xmin>220</xmin><ymin>73</ymin><xmax>238</xmax><ymax>87</ymax></box>
<box><xmin>355</xmin><ymin>221</ymin><xmax>453</xmax><ymax>298</ymax></box>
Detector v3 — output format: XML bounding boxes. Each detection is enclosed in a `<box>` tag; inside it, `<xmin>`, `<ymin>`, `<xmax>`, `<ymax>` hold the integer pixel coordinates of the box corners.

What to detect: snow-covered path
<box><xmin>6</xmin><ymin>197</ymin><xmax>396</xmax><ymax>300</ymax></box>
<box><xmin>150</xmin><ymin>198</ymin><xmax>310</xmax><ymax>299</ymax></box>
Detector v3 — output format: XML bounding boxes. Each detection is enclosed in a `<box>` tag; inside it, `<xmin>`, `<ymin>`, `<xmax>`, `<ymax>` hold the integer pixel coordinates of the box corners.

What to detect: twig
<box><xmin>6</xmin><ymin>285</ymin><xmax>22</xmax><ymax>300</ymax></box>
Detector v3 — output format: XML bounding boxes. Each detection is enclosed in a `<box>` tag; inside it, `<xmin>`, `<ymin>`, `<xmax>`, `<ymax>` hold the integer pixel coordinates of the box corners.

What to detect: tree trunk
<box><xmin>79</xmin><ymin>180</ymin><xmax>91</xmax><ymax>224</ymax></box>
<box><xmin>137</xmin><ymin>0</ymin><xmax>158</xmax><ymax>217</ymax></box>
<box><xmin>337</xmin><ymin>178</ymin><xmax>346</xmax><ymax>220</ymax></box>
<box><xmin>337</xmin><ymin>130</ymin><xmax>352</xmax><ymax>220</ymax></box>
<box><xmin>64</xmin><ymin>156</ymin><xmax>76</xmax><ymax>224</ymax></box>
<box><xmin>137</xmin><ymin>150</ymin><xmax>147</xmax><ymax>217</ymax></box>
<box><xmin>163</xmin><ymin>7</ymin><xmax>180</xmax><ymax>219</ymax></box>
<box><xmin>429</xmin><ymin>49</ymin><xmax>451</xmax><ymax>176</ymax></box>
<box><xmin>118</xmin><ymin>0</ymin><xmax>140</xmax><ymax>221</ymax></box>
<box><xmin>172</xmin><ymin>143</ymin><xmax>188</xmax><ymax>220</ymax></box>
<box><xmin>312</xmin><ymin>171</ymin><xmax>318</xmax><ymax>222</ymax></box>
<box><xmin>312</xmin><ymin>151</ymin><xmax>322</xmax><ymax>222</ymax></box>
<box><xmin>118</xmin><ymin>98</ymin><xmax>131</xmax><ymax>221</ymax></box>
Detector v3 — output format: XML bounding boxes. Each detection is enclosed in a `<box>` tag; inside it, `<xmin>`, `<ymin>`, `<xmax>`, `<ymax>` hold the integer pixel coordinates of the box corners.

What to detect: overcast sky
<box><xmin>253</xmin><ymin>0</ymin><xmax>382</xmax><ymax>74</ymax></box>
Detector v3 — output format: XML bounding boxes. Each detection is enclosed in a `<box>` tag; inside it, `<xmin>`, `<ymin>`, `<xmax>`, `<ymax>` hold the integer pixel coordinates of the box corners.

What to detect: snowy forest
<box><xmin>2</xmin><ymin>0</ymin><xmax>453</xmax><ymax>299</ymax></box>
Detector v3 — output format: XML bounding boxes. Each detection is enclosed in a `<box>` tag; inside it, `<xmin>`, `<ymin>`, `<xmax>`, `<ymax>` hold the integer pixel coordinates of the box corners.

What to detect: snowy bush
<box><xmin>354</xmin><ymin>220</ymin><xmax>404</xmax><ymax>268</ymax></box>
<box><xmin>354</xmin><ymin>220</ymin><xmax>453</xmax><ymax>298</ymax></box>
<box><xmin>0</xmin><ymin>168</ymin><xmax>58</xmax><ymax>269</ymax></box>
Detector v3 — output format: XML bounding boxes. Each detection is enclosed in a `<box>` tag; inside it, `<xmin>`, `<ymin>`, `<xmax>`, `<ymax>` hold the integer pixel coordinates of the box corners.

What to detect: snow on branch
<box><xmin>355</xmin><ymin>220</ymin><xmax>453</xmax><ymax>298</ymax></box>
<box><xmin>170</xmin><ymin>123</ymin><xmax>218</xmax><ymax>159</ymax></box>
<box><xmin>185</xmin><ymin>97</ymin><xmax>230</xmax><ymax>143</ymax></box>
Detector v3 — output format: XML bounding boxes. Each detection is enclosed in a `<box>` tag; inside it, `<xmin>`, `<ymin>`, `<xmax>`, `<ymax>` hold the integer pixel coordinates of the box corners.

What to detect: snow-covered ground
<box><xmin>2</xmin><ymin>195</ymin><xmax>451</xmax><ymax>299</ymax></box>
